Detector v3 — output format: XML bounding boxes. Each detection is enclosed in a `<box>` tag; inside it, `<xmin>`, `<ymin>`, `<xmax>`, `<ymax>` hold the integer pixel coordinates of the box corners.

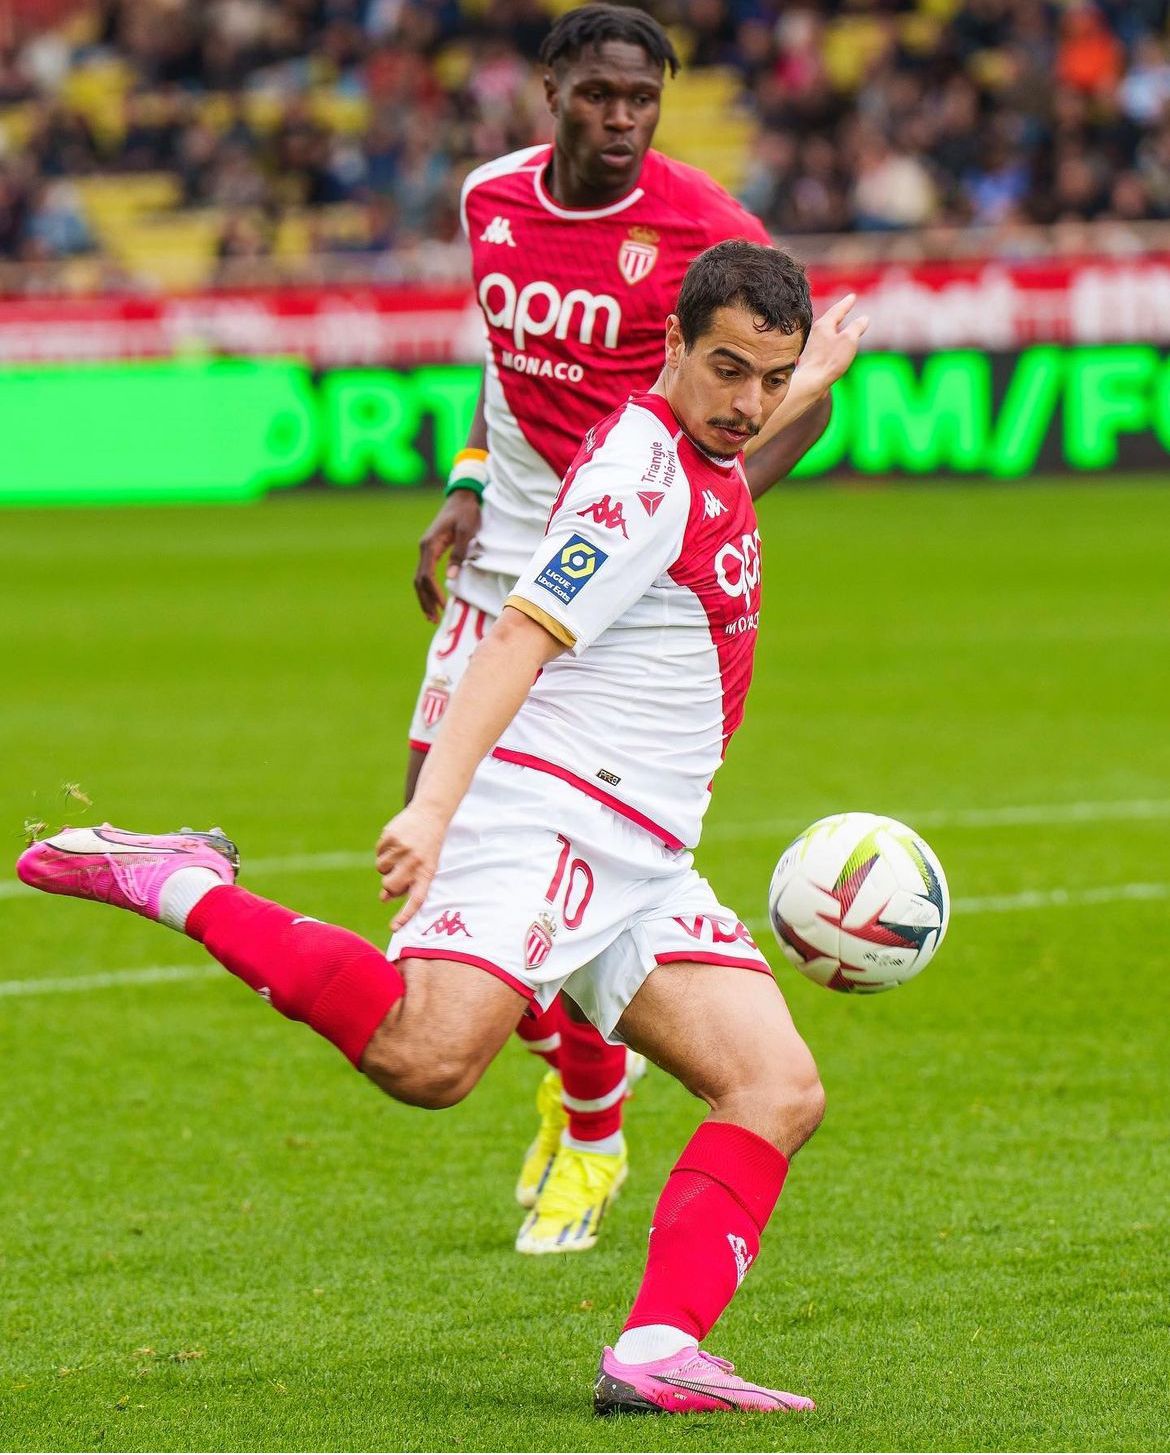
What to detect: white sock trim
<box><xmin>562</xmin><ymin>1130</ymin><xmax>624</xmax><ymax>1156</ymax></box>
<box><xmin>158</xmin><ymin>867</ymin><xmax>221</xmax><ymax>933</ymax></box>
<box><xmin>613</xmin><ymin>1325</ymin><xmax>698</xmax><ymax>1365</ymax></box>
<box><xmin>524</xmin><ymin>1033</ymin><xmax>561</xmax><ymax>1054</ymax></box>
<box><xmin>562</xmin><ymin>1076</ymin><xmax>627</xmax><ymax>1113</ymax></box>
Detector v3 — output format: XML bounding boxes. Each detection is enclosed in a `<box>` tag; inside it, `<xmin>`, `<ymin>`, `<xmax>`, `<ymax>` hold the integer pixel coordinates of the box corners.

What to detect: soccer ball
<box><xmin>768</xmin><ymin>813</ymin><xmax>950</xmax><ymax>993</ymax></box>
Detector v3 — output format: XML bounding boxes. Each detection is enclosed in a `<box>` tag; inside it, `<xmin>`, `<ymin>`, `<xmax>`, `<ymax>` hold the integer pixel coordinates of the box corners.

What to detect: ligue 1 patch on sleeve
<box><xmin>535</xmin><ymin>533</ymin><xmax>608</xmax><ymax>605</ymax></box>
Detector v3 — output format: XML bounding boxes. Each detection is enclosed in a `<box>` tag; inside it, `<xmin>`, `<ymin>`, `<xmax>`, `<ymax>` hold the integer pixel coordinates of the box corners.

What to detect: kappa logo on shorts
<box><xmin>534</xmin><ymin>533</ymin><xmax>608</xmax><ymax>605</ymax></box>
<box><xmin>524</xmin><ymin>911</ymin><xmax>557</xmax><ymax>970</ymax></box>
<box><xmin>421</xmin><ymin>911</ymin><xmax>471</xmax><ymax>938</ymax></box>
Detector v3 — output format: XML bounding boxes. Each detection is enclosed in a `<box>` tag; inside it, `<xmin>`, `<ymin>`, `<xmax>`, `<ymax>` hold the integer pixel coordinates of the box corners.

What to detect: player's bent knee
<box><xmin>360</xmin><ymin>1032</ymin><xmax>482</xmax><ymax>1109</ymax></box>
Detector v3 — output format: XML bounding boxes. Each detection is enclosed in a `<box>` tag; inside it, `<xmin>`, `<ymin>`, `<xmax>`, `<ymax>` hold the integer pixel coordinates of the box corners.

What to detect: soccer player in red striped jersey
<box><xmin>21</xmin><ymin>239</ymin><xmax>831</xmax><ymax>1414</ymax></box>
<box><xmin>406</xmin><ymin>3</ymin><xmax>865</xmax><ymax>1253</ymax></box>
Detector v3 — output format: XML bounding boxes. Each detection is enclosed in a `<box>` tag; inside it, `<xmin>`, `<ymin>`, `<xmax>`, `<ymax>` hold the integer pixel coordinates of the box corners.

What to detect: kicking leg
<box><xmin>17</xmin><ymin>825</ymin><xmax>523</xmax><ymax>1108</ymax></box>
<box><xmin>594</xmin><ymin>962</ymin><xmax>823</xmax><ymax>1415</ymax></box>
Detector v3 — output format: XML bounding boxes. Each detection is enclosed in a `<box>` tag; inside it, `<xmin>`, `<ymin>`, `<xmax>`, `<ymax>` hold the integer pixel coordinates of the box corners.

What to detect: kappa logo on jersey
<box><xmin>637</xmin><ymin>490</ymin><xmax>664</xmax><ymax>517</ymax></box>
<box><xmin>421</xmin><ymin>911</ymin><xmax>471</xmax><ymax>938</ymax></box>
<box><xmin>479</xmin><ymin>215</ymin><xmax>516</xmax><ymax>247</ymax></box>
<box><xmin>703</xmin><ymin>489</ymin><xmax>727</xmax><ymax>519</ymax></box>
<box><xmin>576</xmin><ymin>495</ymin><xmax>629</xmax><ymax>538</ymax></box>
<box><xmin>727</xmin><ymin>1233</ymin><xmax>754</xmax><ymax>1287</ymax></box>
<box><xmin>535</xmin><ymin>533</ymin><xmax>608</xmax><ymax>604</ymax></box>
<box><xmin>714</xmin><ymin>531</ymin><xmax>762</xmax><ymax>603</ymax></box>
<box><xmin>479</xmin><ymin>272</ymin><xmax>622</xmax><ymax>350</ymax></box>
<box><xmin>618</xmin><ymin>225</ymin><xmax>660</xmax><ymax>286</ymax></box>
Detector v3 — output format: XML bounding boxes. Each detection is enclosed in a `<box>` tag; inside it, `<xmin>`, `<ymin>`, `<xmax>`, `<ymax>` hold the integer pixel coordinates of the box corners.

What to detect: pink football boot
<box><xmin>17</xmin><ymin>824</ymin><xmax>238</xmax><ymax>921</ymax></box>
<box><xmin>594</xmin><ymin>1346</ymin><xmax>815</xmax><ymax>1416</ymax></box>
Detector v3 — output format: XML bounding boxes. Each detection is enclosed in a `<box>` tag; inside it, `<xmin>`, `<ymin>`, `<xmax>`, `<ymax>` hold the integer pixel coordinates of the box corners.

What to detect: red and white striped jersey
<box><xmin>461</xmin><ymin>145</ymin><xmax>771</xmax><ymax>589</ymax></box>
<box><xmin>500</xmin><ymin>391</ymin><xmax>762</xmax><ymax>851</ymax></box>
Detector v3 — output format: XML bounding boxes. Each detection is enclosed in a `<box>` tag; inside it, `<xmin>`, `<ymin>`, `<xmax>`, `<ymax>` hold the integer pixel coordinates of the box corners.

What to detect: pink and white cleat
<box><xmin>594</xmin><ymin>1346</ymin><xmax>815</xmax><ymax>1416</ymax></box>
<box><xmin>16</xmin><ymin>824</ymin><xmax>238</xmax><ymax>921</ymax></box>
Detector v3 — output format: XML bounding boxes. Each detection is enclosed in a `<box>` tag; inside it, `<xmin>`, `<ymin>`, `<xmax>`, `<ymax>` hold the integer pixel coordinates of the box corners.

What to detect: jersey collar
<box><xmin>533</xmin><ymin>150</ymin><xmax>647</xmax><ymax>220</ymax></box>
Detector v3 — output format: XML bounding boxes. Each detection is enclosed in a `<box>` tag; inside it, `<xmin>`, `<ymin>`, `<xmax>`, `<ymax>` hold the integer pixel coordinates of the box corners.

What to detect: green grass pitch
<box><xmin>1</xmin><ymin>481</ymin><xmax>1168</xmax><ymax>1452</ymax></box>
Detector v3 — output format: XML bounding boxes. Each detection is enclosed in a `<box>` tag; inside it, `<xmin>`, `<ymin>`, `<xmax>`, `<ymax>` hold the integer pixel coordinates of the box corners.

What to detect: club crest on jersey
<box><xmin>576</xmin><ymin>495</ymin><xmax>629</xmax><ymax>537</ymax></box>
<box><xmin>535</xmin><ymin>533</ymin><xmax>608</xmax><ymax>604</ymax></box>
<box><xmin>524</xmin><ymin>912</ymin><xmax>557</xmax><ymax>970</ymax></box>
<box><xmin>420</xmin><ymin>678</ymin><xmax>450</xmax><ymax>728</ymax></box>
<box><xmin>619</xmin><ymin>225</ymin><xmax>659</xmax><ymax>286</ymax></box>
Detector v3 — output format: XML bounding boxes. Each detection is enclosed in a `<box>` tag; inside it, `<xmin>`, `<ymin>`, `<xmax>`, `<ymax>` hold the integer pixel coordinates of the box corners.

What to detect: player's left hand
<box><xmin>376</xmin><ymin>806</ymin><xmax>445</xmax><ymax>928</ymax></box>
<box><xmin>798</xmin><ymin>293</ymin><xmax>869</xmax><ymax>395</ymax></box>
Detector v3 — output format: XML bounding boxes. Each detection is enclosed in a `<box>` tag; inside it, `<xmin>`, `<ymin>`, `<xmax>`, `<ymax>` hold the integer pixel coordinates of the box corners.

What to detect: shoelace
<box><xmin>537</xmin><ymin>1149</ymin><xmax>617</xmax><ymax>1221</ymax></box>
<box><xmin>680</xmin><ymin>1351</ymin><xmax>736</xmax><ymax>1379</ymax></box>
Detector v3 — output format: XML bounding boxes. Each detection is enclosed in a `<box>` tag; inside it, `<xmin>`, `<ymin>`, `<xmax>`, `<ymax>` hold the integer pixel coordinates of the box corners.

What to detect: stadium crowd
<box><xmin>1</xmin><ymin>0</ymin><xmax>1170</xmax><ymax>286</ymax></box>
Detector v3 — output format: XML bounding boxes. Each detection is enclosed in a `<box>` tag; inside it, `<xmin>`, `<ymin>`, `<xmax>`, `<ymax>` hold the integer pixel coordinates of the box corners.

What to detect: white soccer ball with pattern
<box><xmin>768</xmin><ymin>813</ymin><xmax>949</xmax><ymax>993</ymax></box>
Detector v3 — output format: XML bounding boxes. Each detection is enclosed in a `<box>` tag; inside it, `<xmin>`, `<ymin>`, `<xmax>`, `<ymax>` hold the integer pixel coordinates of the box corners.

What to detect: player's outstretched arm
<box><xmin>413</xmin><ymin>382</ymin><xmax>488</xmax><ymax>622</ymax></box>
<box><xmin>377</xmin><ymin>607</ymin><xmax>566</xmax><ymax>925</ymax></box>
<box><xmin>743</xmin><ymin>293</ymin><xmax>869</xmax><ymax>500</ymax></box>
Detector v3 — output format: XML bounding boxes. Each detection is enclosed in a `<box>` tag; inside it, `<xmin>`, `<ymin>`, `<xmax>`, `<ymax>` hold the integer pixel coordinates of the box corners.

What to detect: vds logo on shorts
<box><xmin>535</xmin><ymin>533</ymin><xmax>608</xmax><ymax>604</ymax></box>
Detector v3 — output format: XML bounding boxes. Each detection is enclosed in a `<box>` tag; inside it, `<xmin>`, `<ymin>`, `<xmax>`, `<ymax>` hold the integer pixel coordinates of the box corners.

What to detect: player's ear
<box><xmin>543</xmin><ymin>71</ymin><xmax>559</xmax><ymax>115</ymax></box>
<box><xmin>664</xmin><ymin>314</ymin><xmax>684</xmax><ymax>369</ymax></box>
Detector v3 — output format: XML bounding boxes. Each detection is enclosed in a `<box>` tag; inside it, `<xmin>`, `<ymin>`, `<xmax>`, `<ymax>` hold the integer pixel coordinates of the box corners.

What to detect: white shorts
<box><xmin>407</xmin><ymin>567</ymin><xmax>511</xmax><ymax>751</ymax></box>
<box><xmin>386</xmin><ymin>755</ymin><xmax>772</xmax><ymax>1041</ymax></box>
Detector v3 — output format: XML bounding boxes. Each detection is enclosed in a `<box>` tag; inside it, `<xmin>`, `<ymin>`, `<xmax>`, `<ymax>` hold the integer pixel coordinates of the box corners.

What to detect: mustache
<box><xmin>707</xmin><ymin>417</ymin><xmax>760</xmax><ymax>436</ymax></box>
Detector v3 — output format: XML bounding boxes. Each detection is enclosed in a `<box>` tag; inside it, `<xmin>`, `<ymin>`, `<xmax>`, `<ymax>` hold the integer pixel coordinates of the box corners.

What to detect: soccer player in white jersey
<box><xmin>407</xmin><ymin>3</ymin><xmax>865</xmax><ymax>1254</ymax></box>
<box><xmin>21</xmin><ymin>239</ymin><xmax>837</xmax><ymax>1415</ymax></box>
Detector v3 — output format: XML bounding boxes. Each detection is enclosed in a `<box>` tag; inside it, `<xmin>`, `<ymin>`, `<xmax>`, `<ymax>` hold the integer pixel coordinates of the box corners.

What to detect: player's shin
<box><xmin>187</xmin><ymin>886</ymin><xmax>404</xmax><ymax>1067</ymax></box>
<box><xmin>560</xmin><ymin>1013</ymin><xmax>627</xmax><ymax>1151</ymax></box>
<box><xmin>615</xmin><ymin>1121</ymin><xmax>788</xmax><ymax>1360</ymax></box>
<box><xmin>514</xmin><ymin>998</ymin><xmax>565</xmax><ymax>1069</ymax></box>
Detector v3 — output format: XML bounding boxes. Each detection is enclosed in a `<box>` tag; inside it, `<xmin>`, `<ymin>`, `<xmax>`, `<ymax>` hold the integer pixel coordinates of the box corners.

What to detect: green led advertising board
<box><xmin>1</xmin><ymin>345</ymin><xmax>1167</xmax><ymax>506</ymax></box>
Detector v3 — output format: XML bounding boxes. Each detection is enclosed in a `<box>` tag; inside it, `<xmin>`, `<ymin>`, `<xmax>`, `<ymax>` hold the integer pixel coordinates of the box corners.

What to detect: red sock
<box><xmin>187</xmin><ymin>885</ymin><xmax>404</xmax><ymax>1068</ymax></box>
<box><xmin>514</xmin><ymin>997</ymin><xmax>565</xmax><ymax>1069</ymax></box>
<box><xmin>624</xmin><ymin>1122</ymin><xmax>788</xmax><ymax>1341</ymax></box>
<box><xmin>560</xmin><ymin>1014</ymin><xmax>628</xmax><ymax>1143</ymax></box>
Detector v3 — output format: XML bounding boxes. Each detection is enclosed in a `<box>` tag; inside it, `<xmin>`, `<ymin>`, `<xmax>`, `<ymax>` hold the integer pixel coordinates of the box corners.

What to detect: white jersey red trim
<box><xmin>460</xmin><ymin>145</ymin><xmax>771</xmax><ymax>585</ymax></box>
<box><xmin>500</xmin><ymin>391</ymin><xmax>761</xmax><ymax>850</ymax></box>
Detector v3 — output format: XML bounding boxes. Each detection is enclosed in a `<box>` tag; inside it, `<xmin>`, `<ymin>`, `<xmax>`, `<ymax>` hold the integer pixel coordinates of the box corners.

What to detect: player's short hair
<box><xmin>677</xmin><ymin>241</ymin><xmax>813</xmax><ymax>350</ymax></box>
<box><xmin>539</xmin><ymin>3</ymin><xmax>680</xmax><ymax>78</ymax></box>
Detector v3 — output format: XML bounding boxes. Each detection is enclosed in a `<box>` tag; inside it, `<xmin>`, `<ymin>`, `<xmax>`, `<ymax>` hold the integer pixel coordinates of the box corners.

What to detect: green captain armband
<box><xmin>445</xmin><ymin>448</ymin><xmax>489</xmax><ymax>501</ymax></box>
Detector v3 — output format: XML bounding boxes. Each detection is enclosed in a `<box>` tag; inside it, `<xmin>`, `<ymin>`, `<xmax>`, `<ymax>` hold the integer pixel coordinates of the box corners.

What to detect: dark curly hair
<box><xmin>538</xmin><ymin>3</ymin><xmax>680</xmax><ymax>78</ymax></box>
<box><xmin>677</xmin><ymin>241</ymin><xmax>812</xmax><ymax>349</ymax></box>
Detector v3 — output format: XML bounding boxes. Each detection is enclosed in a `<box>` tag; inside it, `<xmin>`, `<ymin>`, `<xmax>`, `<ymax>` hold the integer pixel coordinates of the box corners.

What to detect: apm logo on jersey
<box><xmin>535</xmin><ymin>533</ymin><xmax>608</xmax><ymax>605</ymax></box>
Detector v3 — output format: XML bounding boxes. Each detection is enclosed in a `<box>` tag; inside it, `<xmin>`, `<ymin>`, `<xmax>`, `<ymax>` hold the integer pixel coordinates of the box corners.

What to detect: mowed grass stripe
<box><xmin>5</xmin><ymin>878</ymin><xmax>1168</xmax><ymax>999</ymax></box>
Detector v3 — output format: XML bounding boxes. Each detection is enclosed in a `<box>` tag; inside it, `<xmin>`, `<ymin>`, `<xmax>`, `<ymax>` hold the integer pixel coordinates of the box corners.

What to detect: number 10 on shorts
<box><xmin>546</xmin><ymin>833</ymin><xmax>595</xmax><ymax>929</ymax></box>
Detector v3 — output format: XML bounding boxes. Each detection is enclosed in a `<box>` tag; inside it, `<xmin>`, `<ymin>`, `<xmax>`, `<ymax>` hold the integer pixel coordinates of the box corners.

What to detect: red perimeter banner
<box><xmin>3</xmin><ymin>258</ymin><xmax>1170</xmax><ymax>364</ymax></box>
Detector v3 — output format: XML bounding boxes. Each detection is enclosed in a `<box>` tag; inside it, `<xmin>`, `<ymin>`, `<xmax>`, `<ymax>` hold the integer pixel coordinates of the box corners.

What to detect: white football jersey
<box><xmin>497</xmin><ymin>391</ymin><xmax>762</xmax><ymax>851</ymax></box>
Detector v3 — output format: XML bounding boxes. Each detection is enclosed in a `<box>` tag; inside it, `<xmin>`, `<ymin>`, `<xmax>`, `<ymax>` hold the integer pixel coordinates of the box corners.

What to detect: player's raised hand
<box><xmin>414</xmin><ymin>492</ymin><xmax>482</xmax><ymax>623</ymax></box>
<box><xmin>799</xmin><ymin>293</ymin><xmax>870</xmax><ymax>393</ymax></box>
<box><xmin>376</xmin><ymin>805</ymin><xmax>446</xmax><ymax>928</ymax></box>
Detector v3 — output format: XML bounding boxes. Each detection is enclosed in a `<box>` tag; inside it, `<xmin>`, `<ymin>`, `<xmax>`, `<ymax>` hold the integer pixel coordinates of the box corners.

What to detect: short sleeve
<box><xmin>506</xmin><ymin>410</ymin><xmax>688</xmax><ymax>655</ymax></box>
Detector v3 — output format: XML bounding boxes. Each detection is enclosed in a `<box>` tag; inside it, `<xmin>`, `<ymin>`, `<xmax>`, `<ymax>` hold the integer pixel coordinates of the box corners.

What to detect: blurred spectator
<box><xmin>24</xmin><ymin>178</ymin><xmax>94</xmax><ymax>257</ymax></box>
<box><xmin>1120</xmin><ymin>34</ymin><xmax>1170</xmax><ymax>125</ymax></box>
<box><xmin>1056</xmin><ymin>4</ymin><xmax>1124</xmax><ymax>97</ymax></box>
